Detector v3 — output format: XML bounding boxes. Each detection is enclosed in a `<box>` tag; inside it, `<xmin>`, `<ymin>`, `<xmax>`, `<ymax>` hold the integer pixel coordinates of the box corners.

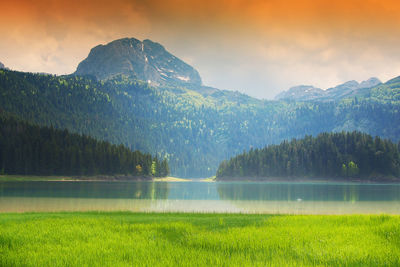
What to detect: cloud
<box><xmin>1</xmin><ymin>0</ymin><xmax>400</xmax><ymax>98</ymax></box>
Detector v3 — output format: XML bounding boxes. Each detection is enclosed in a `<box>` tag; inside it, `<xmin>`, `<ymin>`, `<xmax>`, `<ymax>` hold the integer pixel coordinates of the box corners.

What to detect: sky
<box><xmin>1</xmin><ymin>0</ymin><xmax>400</xmax><ymax>99</ymax></box>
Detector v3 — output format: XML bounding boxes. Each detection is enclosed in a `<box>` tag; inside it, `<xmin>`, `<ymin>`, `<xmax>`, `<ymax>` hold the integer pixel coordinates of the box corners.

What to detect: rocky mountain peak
<box><xmin>274</xmin><ymin>85</ymin><xmax>324</xmax><ymax>101</ymax></box>
<box><xmin>74</xmin><ymin>38</ymin><xmax>202</xmax><ymax>86</ymax></box>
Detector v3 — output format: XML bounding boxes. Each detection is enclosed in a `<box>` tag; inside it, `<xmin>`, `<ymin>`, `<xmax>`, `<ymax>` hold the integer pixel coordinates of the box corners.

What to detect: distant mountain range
<box><xmin>275</xmin><ymin>78</ymin><xmax>382</xmax><ymax>101</ymax></box>
<box><xmin>1</xmin><ymin>38</ymin><xmax>400</xmax><ymax>177</ymax></box>
<box><xmin>0</xmin><ymin>62</ymin><xmax>5</xmax><ymax>69</ymax></box>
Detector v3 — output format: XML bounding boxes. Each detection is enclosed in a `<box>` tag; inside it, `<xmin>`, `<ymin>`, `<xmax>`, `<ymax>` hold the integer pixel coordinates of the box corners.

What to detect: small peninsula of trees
<box><xmin>0</xmin><ymin>114</ymin><xmax>169</xmax><ymax>178</ymax></box>
<box><xmin>216</xmin><ymin>132</ymin><xmax>400</xmax><ymax>181</ymax></box>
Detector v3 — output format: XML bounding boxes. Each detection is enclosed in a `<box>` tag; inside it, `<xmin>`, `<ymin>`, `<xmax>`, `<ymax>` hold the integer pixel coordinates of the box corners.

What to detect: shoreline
<box><xmin>2</xmin><ymin>174</ymin><xmax>400</xmax><ymax>184</ymax></box>
<box><xmin>215</xmin><ymin>176</ymin><xmax>400</xmax><ymax>184</ymax></box>
<box><xmin>153</xmin><ymin>176</ymin><xmax>191</xmax><ymax>182</ymax></box>
<box><xmin>0</xmin><ymin>175</ymin><xmax>192</xmax><ymax>182</ymax></box>
<box><xmin>0</xmin><ymin>175</ymin><xmax>153</xmax><ymax>182</ymax></box>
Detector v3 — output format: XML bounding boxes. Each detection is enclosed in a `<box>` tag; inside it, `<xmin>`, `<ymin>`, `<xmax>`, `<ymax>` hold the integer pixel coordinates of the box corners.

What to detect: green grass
<box><xmin>0</xmin><ymin>212</ymin><xmax>399</xmax><ymax>266</ymax></box>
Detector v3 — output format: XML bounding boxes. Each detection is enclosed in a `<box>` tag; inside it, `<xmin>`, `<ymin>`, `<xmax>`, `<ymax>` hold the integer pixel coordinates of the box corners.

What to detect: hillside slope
<box><xmin>216</xmin><ymin>131</ymin><xmax>400</xmax><ymax>180</ymax></box>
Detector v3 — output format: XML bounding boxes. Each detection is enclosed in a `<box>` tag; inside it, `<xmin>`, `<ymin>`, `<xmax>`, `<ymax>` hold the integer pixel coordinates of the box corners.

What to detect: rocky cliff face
<box><xmin>274</xmin><ymin>85</ymin><xmax>324</xmax><ymax>101</ymax></box>
<box><xmin>75</xmin><ymin>38</ymin><xmax>202</xmax><ymax>86</ymax></box>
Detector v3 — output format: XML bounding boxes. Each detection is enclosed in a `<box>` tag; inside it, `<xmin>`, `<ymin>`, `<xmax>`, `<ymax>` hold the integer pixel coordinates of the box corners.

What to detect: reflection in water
<box><xmin>1</xmin><ymin>181</ymin><xmax>400</xmax><ymax>214</ymax></box>
<box><xmin>216</xmin><ymin>182</ymin><xmax>400</xmax><ymax>201</ymax></box>
<box><xmin>0</xmin><ymin>181</ymin><xmax>169</xmax><ymax>199</ymax></box>
<box><xmin>216</xmin><ymin>182</ymin><xmax>400</xmax><ymax>214</ymax></box>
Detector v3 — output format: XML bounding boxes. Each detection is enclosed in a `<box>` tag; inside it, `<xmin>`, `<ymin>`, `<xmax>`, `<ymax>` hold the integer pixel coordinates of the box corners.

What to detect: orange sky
<box><xmin>1</xmin><ymin>0</ymin><xmax>400</xmax><ymax>98</ymax></box>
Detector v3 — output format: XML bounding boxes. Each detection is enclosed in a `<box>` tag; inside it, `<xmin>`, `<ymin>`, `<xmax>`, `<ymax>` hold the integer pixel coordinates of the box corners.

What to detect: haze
<box><xmin>1</xmin><ymin>0</ymin><xmax>400</xmax><ymax>99</ymax></box>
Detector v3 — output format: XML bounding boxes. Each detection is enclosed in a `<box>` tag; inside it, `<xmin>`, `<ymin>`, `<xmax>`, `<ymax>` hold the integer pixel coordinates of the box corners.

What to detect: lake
<box><xmin>1</xmin><ymin>181</ymin><xmax>400</xmax><ymax>214</ymax></box>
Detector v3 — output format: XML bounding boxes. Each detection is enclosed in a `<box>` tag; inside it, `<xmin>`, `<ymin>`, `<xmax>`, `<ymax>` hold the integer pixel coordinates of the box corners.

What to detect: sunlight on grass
<box><xmin>0</xmin><ymin>213</ymin><xmax>399</xmax><ymax>266</ymax></box>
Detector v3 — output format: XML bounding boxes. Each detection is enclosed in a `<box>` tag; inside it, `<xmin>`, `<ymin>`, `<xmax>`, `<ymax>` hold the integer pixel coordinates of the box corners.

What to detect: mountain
<box><xmin>75</xmin><ymin>38</ymin><xmax>202</xmax><ymax>86</ymax></box>
<box><xmin>360</xmin><ymin>77</ymin><xmax>382</xmax><ymax>88</ymax></box>
<box><xmin>0</xmin><ymin>69</ymin><xmax>268</xmax><ymax>177</ymax></box>
<box><xmin>274</xmin><ymin>85</ymin><xmax>324</xmax><ymax>101</ymax></box>
<box><xmin>1</xmin><ymin>38</ymin><xmax>400</xmax><ymax>177</ymax></box>
<box><xmin>2</xmin><ymin>67</ymin><xmax>400</xmax><ymax>177</ymax></box>
<box><xmin>0</xmin><ymin>62</ymin><xmax>4</xmax><ymax>69</ymax></box>
<box><xmin>275</xmin><ymin>78</ymin><xmax>381</xmax><ymax>101</ymax></box>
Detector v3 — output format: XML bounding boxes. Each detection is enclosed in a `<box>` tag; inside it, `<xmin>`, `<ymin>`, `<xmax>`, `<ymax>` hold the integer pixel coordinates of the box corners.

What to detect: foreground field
<box><xmin>0</xmin><ymin>213</ymin><xmax>399</xmax><ymax>266</ymax></box>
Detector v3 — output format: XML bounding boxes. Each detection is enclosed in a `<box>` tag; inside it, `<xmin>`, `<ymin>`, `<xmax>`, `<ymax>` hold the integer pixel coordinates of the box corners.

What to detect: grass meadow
<box><xmin>0</xmin><ymin>212</ymin><xmax>399</xmax><ymax>266</ymax></box>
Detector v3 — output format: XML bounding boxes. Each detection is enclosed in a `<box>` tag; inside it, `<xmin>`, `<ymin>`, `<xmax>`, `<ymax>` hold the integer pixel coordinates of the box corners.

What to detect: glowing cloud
<box><xmin>1</xmin><ymin>0</ymin><xmax>400</xmax><ymax>98</ymax></box>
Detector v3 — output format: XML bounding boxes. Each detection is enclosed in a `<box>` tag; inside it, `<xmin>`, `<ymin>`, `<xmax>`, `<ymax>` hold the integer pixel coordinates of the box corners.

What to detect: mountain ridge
<box><xmin>74</xmin><ymin>37</ymin><xmax>385</xmax><ymax>104</ymax></box>
<box><xmin>275</xmin><ymin>77</ymin><xmax>381</xmax><ymax>102</ymax></box>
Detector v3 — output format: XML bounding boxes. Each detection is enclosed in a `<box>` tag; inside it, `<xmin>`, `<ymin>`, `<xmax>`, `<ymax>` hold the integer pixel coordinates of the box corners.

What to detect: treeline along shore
<box><xmin>0</xmin><ymin>114</ymin><xmax>169</xmax><ymax>178</ymax></box>
<box><xmin>216</xmin><ymin>131</ymin><xmax>400</xmax><ymax>182</ymax></box>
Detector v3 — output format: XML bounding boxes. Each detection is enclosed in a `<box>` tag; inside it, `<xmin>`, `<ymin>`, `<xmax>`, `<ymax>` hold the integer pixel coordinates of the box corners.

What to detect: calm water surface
<box><xmin>1</xmin><ymin>181</ymin><xmax>400</xmax><ymax>214</ymax></box>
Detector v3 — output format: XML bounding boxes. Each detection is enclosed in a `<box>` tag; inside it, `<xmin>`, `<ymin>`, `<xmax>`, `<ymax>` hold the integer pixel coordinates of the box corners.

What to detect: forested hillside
<box><xmin>0</xmin><ymin>114</ymin><xmax>169</xmax><ymax>177</ymax></box>
<box><xmin>1</xmin><ymin>68</ymin><xmax>400</xmax><ymax>177</ymax></box>
<box><xmin>216</xmin><ymin>132</ymin><xmax>400</xmax><ymax>180</ymax></box>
